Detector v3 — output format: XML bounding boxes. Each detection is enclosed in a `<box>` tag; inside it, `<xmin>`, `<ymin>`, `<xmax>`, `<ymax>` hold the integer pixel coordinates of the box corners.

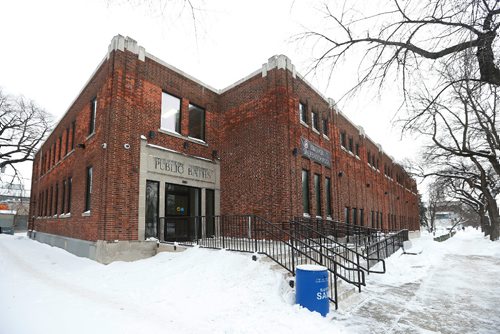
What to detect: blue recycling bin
<box><xmin>295</xmin><ymin>264</ymin><xmax>329</xmax><ymax>316</ymax></box>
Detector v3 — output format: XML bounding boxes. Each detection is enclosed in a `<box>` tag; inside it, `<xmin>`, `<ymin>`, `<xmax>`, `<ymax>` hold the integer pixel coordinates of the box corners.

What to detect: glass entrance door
<box><xmin>164</xmin><ymin>183</ymin><xmax>200</xmax><ymax>241</ymax></box>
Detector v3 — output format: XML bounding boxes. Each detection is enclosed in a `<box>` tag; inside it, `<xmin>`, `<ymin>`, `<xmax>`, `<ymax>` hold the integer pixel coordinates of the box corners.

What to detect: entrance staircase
<box><xmin>156</xmin><ymin>215</ymin><xmax>408</xmax><ymax>309</ymax></box>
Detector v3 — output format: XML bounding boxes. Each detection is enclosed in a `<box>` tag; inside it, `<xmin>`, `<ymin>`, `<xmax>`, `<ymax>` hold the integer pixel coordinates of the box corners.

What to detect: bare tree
<box><xmin>301</xmin><ymin>0</ymin><xmax>500</xmax><ymax>101</ymax></box>
<box><xmin>427</xmin><ymin>180</ymin><xmax>445</xmax><ymax>234</ymax></box>
<box><xmin>0</xmin><ymin>89</ymin><xmax>51</xmax><ymax>184</ymax></box>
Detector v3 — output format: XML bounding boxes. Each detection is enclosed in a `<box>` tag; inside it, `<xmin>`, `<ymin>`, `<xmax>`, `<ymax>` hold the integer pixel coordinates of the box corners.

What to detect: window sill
<box><xmin>300</xmin><ymin>121</ymin><xmax>309</xmax><ymax>128</ymax></box>
<box><xmin>158</xmin><ymin>129</ymin><xmax>208</xmax><ymax>147</ymax></box>
<box><xmin>82</xmin><ymin>211</ymin><xmax>91</xmax><ymax>217</ymax></box>
<box><xmin>312</xmin><ymin>128</ymin><xmax>320</xmax><ymax>135</ymax></box>
<box><xmin>59</xmin><ymin>213</ymin><xmax>71</xmax><ymax>218</ymax></box>
<box><xmin>86</xmin><ymin>132</ymin><xmax>96</xmax><ymax>141</ymax></box>
<box><xmin>303</xmin><ymin>213</ymin><xmax>311</xmax><ymax>218</ymax></box>
<box><xmin>322</xmin><ymin>134</ymin><xmax>329</xmax><ymax>140</ymax></box>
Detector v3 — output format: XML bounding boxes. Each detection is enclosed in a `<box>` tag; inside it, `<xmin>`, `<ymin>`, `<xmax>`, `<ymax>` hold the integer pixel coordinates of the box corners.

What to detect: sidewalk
<box><xmin>333</xmin><ymin>229</ymin><xmax>500</xmax><ymax>333</ymax></box>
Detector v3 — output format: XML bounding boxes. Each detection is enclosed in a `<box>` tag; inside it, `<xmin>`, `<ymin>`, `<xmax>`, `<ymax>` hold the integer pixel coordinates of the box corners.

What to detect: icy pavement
<box><xmin>333</xmin><ymin>228</ymin><xmax>500</xmax><ymax>334</ymax></box>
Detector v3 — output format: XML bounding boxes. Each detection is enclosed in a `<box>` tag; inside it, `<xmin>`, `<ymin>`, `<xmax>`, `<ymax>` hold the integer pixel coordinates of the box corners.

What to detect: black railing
<box><xmin>292</xmin><ymin>217</ymin><xmax>409</xmax><ymax>274</ymax></box>
<box><xmin>157</xmin><ymin>215</ymin><xmax>367</xmax><ymax>309</ymax></box>
<box><xmin>156</xmin><ymin>215</ymin><xmax>408</xmax><ymax>308</ymax></box>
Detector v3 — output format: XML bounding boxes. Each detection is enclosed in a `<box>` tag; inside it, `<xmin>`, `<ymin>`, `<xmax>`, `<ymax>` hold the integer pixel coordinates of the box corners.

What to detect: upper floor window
<box><xmin>89</xmin><ymin>98</ymin><xmax>97</xmax><ymax>135</ymax></box>
<box><xmin>355</xmin><ymin>143</ymin><xmax>360</xmax><ymax>157</ymax></box>
<box><xmin>188</xmin><ymin>103</ymin><xmax>205</xmax><ymax>141</ymax></box>
<box><xmin>348</xmin><ymin>137</ymin><xmax>354</xmax><ymax>152</ymax></box>
<box><xmin>311</xmin><ymin>111</ymin><xmax>319</xmax><ymax>131</ymax></box>
<box><xmin>299</xmin><ymin>102</ymin><xmax>308</xmax><ymax>124</ymax></box>
<box><xmin>367</xmin><ymin>151</ymin><xmax>372</xmax><ymax>166</ymax></box>
<box><xmin>161</xmin><ymin>92</ymin><xmax>181</xmax><ymax>134</ymax></box>
<box><xmin>322</xmin><ymin>119</ymin><xmax>329</xmax><ymax>137</ymax></box>
<box><xmin>340</xmin><ymin>131</ymin><xmax>347</xmax><ymax>148</ymax></box>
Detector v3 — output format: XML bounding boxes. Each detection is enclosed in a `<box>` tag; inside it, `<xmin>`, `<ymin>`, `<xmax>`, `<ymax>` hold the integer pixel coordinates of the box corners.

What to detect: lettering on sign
<box><xmin>300</xmin><ymin>138</ymin><xmax>332</xmax><ymax>167</ymax></box>
<box><xmin>152</xmin><ymin>157</ymin><xmax>215</xmax><ymax>183</ymax></box>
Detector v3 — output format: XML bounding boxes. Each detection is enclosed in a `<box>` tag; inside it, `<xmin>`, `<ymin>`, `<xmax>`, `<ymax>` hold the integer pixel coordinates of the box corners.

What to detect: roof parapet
<box><xmin>108</xmin><ymin>35</ymin><xmax>145</xmax><ymax>62</ymax></box>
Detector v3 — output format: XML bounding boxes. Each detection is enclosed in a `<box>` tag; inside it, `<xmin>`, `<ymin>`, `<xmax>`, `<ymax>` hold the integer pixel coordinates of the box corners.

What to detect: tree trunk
<box><xmin>485</xmin><ymin>198</ymin><xmax>499</xmax><ymax>241</ymax></box>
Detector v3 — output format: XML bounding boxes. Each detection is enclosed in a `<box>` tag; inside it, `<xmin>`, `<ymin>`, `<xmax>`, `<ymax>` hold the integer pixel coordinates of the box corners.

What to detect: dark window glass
<box><xmin>380</xmin><ymin>212</ymin><xmax>383</xmax><ymax>229</ymax></box>
<box><xmin>54</xmin><ymin>183</ymin><xmax>58</xmax><ymax>215</ymax></box>
<box><xmin>353</xmin><ymin>208</ymin><xmax>358</xmax><ymax>225</ymax></box>
<box><xmin>325</xmin><ymin>177</ymin><xmax>332</xmax><ymax>216</ymax></box>
<box><xmin>44</xmin><ymin>189</ymin><xmax>48</xmax><ymax>216</ymax></box>
<box><xmin>188</xmin><ymin>103</ymin><xmax>205</xmax><ymax>141</ymax></box>
<box><xmin>299</xmin><ymin>102</ymin><xmax>307</xmax><ymax>123</ymax></box>
<box><xmin>89</xmin><ymin>98</ymin><xmax>97</xmax><ymax>135</ymax></box>
<box><xmin>340</xmin><ymin>131</ymin><xmax>346</xmax><ymax>148</ymax></box>
<box><xmin>355</xmin><ymin>143</ymin><xmax>359</xmax><ymax>156</ymax></box>
<box><xmin>376</xmin><ymin>211</ymin><xmax>379</xmax><ymax>229</ymax></box>
<box><xmin>71</xmin><ymin>121</ymin><xmax>76</xmax><ymax>150</ymax></box>
<box><xmin>67</xmin><ymin>177</ymin><xmax>72</xmax><ymax>213</ymax></box>
<box><xmin>49</xmin><ymin>186</ymin><xmax>53</xmax><ymax>216</ymax></box>
<box><xmin>85</xmin><ymin>167</ymin><xmax>92</xmax><ymax>212</ymax></box>
<box><xmin>345</xmin><ymin>207</ymin><xmax>350</xmax><ymax>224</ymax></box>
<box><xmin>58</xmin><ymin>136</ymin><xmax>62</xmax><ymax>161</ymax></box>
<box><xmin>360</xmin><ymin>209</ymin><xmax>364</xmax><ymax>226</ymax></box>
<box><xmin>367</xmin><ymin>152</ymin><xmax>372</xmax><ymax>166</ymax></box>
<box><xmin>348</xmin><ymin>137</ymin><xmax>353</xmax><ymax>152</ymax></box>
<box><xmin>61</xmin><ymin>179</ymin><xmax>66</xmax><ymax>215</ymax></box>
<box><xmin>371</xmin><ymin>210</ymin><xmax>375</xmax><ymax>227</ymax></box>
<box><xmin>65</xmin><ymin>128</ymin><xmax>69</xmax><ymax>155</ymax></box>
<box><xmin>302</xmin><ymin>170</ymin><xmax>310</xmax><ymax>214</ymax></box>
<box><xmin>322</xmin><ymin>119</ymin><xmax>328</xmax><ymax>136</ymax></box>
<box><xmin>312</xmin><ymin>111</ymin><xmax>319</xmax><ymax>131</ymax></box>
<box><xmin>314</xmin><ymin>174</ymin><xmax>321</xmax><ymax>216</ymax></box>
<box><xmin>145</xmin><ymin>180</ymin><xmax>159</xmax><ymax>238</ymax></box>
<box><xmin>206</xmin><ymin>189</ymin><xmax>215</xmax><ymax>237</ymax></box>
<box><xmin>161</xmin><ymin>92</ymin><xmax>181</xmax><ymax>133</ymax></box>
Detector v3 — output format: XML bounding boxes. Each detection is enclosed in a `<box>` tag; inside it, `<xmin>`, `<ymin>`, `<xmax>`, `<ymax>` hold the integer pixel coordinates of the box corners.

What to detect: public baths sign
<box><xmin>300</xmin><ymin>138</ymin><xmax>332</xmax><ymax>167</ymax></box>
<box><xmin>151</xmin><ymin>156</ymin><xmax>215</xmax><ymax>183</ymax></box>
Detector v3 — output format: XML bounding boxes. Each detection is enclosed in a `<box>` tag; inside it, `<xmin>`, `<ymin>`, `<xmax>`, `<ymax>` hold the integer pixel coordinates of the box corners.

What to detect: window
<box><xmin>344</xmin><ymin>207</ymin><xmax>350</xmax><ymax>224</ymax></box>
<box><xmin>44</xmin><ymin>189</ymin><xmax>48</xmax><ymax>216</ymax></box>
<box><xmin>188</xmin><ymin>103</ymin><xmax>205</xmax><ymax>141</ymax></box>
<box><xmin>367</xmin><ymin>152</ymin><xmax>372</xmax><ymax>166</ymax></box>
<box><xmin>71</xmin><ymin>121</ymin><xmax>76</xmax><ymax>150</ymax></box>
<box><xmin>360</xmin><ymin>209</ymin><xmax>364</xmax><ymax>226</ymax></box>
<box><xmin>89</xmin><ymin>98</ymin><xmax>97</xmax><ymax>135</ymax></box>
<box><xmin>371</xmin><ymin>210</ymin><xmax>375</xmax><ymax>227</ymax></box>
<box><xmin>302</xmin><ymin>170</ymin><xmax>310</xmax><ymax>214</ymax></box>
<box><xmin>380</xmin><ymin>212</ymin><xmax>383</xmax><ymax>229</ymax></box>
<box><xmin>311</xmin><ymin>111</ymin><xmax>319</xmax><ymax>131</ymax></box>
<box><xmin>340</xmin><ymin>131</ymin><xmax>347</xmax><ymax>148</ymax></box>
<box><xmin>299</xmin><ymin>102</ymin><xmax>307</xmax><ymax>124</ymax></box>
<box><xmin>54</xmin><ymin>183</ymin><xmax>58</xmax><ymax>215</ymax></box>
<box><xmin>49</xmin><ymin>186</ymin><xmax>53</xmax><ymax>216</ymax></box>
<box><xmin>355</xmin><ymin>143</ymin><xmax>360</xmax><ymax>157</ymax></box>
<box><xmin>161</xmin><ymin>92</ymin><xmax>181</xmax><ymax>133</ymax></box>
<box><xmin>58</xmin><ymin>136</ymin><xmax>62</xmax><ymax>161</ymax></box>
<box><xmin>352</xmin><ymin>208</ymin><xmax>358</xmax><ymax>225</ymax></box>
<box><xmin>61</xmin><ymin>179</ymin><xmax>66</xmax><ymax>215</ymax></box>
<box><xmin>325</xmin><ymin>177</ymin><xmax>332</xmax><ymax>216</ymax></box>
<box><xmin>348</xmin><ymin>137</ymin><xmax>353</xmax><ymax>152</ymax></box>
<box><xmin>322</xmin><ymin>119</ymin><xmax>329</xmax><ymax>137</ymax></box>
<box><xmin>67</xmin><ymin>177</ymin><xmax>72</xmax><ymax>213</ymax></box>
<box><xmin>314</xmin><ymin>174</ymin><xmax>321</xmax><ymax>216</ymax></box>
<box><xmin>85</xmin><ymin>166</ymin><xmax>92</xmax><ymax>212</ymax></box>
<box><xmin>65</xmin><ymin>128</ymin><xmax>69</xmax><ymax>156</ymax></box>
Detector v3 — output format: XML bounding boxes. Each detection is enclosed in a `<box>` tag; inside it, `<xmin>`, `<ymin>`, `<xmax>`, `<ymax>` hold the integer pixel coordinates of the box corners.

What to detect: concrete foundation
<box><xmin>29</xmin><ymin>231</ymin><xmax>157</xmax><ymax>264</ymax></box>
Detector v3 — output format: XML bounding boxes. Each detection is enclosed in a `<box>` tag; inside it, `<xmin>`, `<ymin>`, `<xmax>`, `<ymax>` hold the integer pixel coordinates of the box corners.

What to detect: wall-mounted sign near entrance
<box><xmin>150</xmin><ymin>156</ymin><xmax>215</xmax><ymax>183</ymax></box>
<box><xmin>300</xmin><ymin>138</ymin><xmax>332</xmax><ymax>167</ymax></box>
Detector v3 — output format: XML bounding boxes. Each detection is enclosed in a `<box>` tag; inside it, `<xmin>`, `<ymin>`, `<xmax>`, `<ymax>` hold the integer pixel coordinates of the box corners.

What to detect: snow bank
<box><xmin>0</xmin><ymin>235</ymin><xmax>347</xmax><ymax>334</ymax></box>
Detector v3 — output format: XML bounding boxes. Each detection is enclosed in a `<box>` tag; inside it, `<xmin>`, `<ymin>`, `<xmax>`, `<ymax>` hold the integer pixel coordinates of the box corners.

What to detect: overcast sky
<box><xmin>0</xmin><ymin>0</ymin><xmax>424</xmax><ymax>192</ymax></box>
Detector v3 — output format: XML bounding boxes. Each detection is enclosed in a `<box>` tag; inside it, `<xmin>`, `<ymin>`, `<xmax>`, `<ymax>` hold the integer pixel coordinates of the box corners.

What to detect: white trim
<box><xmin>82</xmin><ymin>211</ymin><xmax>91</xmax><ymax>217</ymax></box>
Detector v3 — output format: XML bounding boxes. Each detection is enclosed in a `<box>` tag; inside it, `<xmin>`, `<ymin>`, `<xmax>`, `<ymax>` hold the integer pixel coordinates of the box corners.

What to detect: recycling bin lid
<box><xmin>296</xmin><ymin>264</ymin><xmax>327</xmax><ymax>271</ymax></box>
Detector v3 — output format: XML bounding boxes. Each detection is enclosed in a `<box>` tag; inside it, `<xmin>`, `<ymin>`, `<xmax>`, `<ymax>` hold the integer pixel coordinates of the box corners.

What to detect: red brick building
<box><xmin>28</xmin><ymin>35</ymin><xmax>419</xmax><ymax>262</ymax></box>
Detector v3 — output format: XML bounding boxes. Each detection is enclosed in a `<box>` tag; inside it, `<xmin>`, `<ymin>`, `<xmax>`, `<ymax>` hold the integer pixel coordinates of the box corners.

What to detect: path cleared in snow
<box><xmin>334</xmin><ymin>228</ymin><xmax>500</xmax><ymax>333</ymax></box>
<box><xmin>1</xmin><ymin>228</ymin><xmax>499</xmax><ymax>334</ymax></box>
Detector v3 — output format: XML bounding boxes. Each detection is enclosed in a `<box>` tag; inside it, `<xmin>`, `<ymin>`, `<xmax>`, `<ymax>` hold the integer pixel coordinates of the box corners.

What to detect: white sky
<box><xmin>0</xmin><ymin>0</ymin><xmax>424</xmax><ymax>192</ymax></box>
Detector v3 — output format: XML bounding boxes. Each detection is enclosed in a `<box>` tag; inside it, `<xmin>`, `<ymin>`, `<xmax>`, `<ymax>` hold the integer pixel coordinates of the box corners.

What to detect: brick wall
<box><xmin>29</xmin><ymin>42</ymin><xmax>420</xmax><ymax>243</ymax></box>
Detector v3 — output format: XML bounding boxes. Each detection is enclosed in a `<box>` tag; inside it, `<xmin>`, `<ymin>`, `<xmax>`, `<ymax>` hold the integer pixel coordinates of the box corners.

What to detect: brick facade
<box><xmin>29</xmin><ymin>35</ymin><xmax>419</xmax><ymax>244</ymax></box>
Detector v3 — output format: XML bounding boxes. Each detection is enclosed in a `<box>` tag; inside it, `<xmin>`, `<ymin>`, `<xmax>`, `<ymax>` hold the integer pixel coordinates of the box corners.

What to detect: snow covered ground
<box><xmin>1</xmin><ymin>228</ymin><xmax>499</xmax><ymax>334</ymax></box>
